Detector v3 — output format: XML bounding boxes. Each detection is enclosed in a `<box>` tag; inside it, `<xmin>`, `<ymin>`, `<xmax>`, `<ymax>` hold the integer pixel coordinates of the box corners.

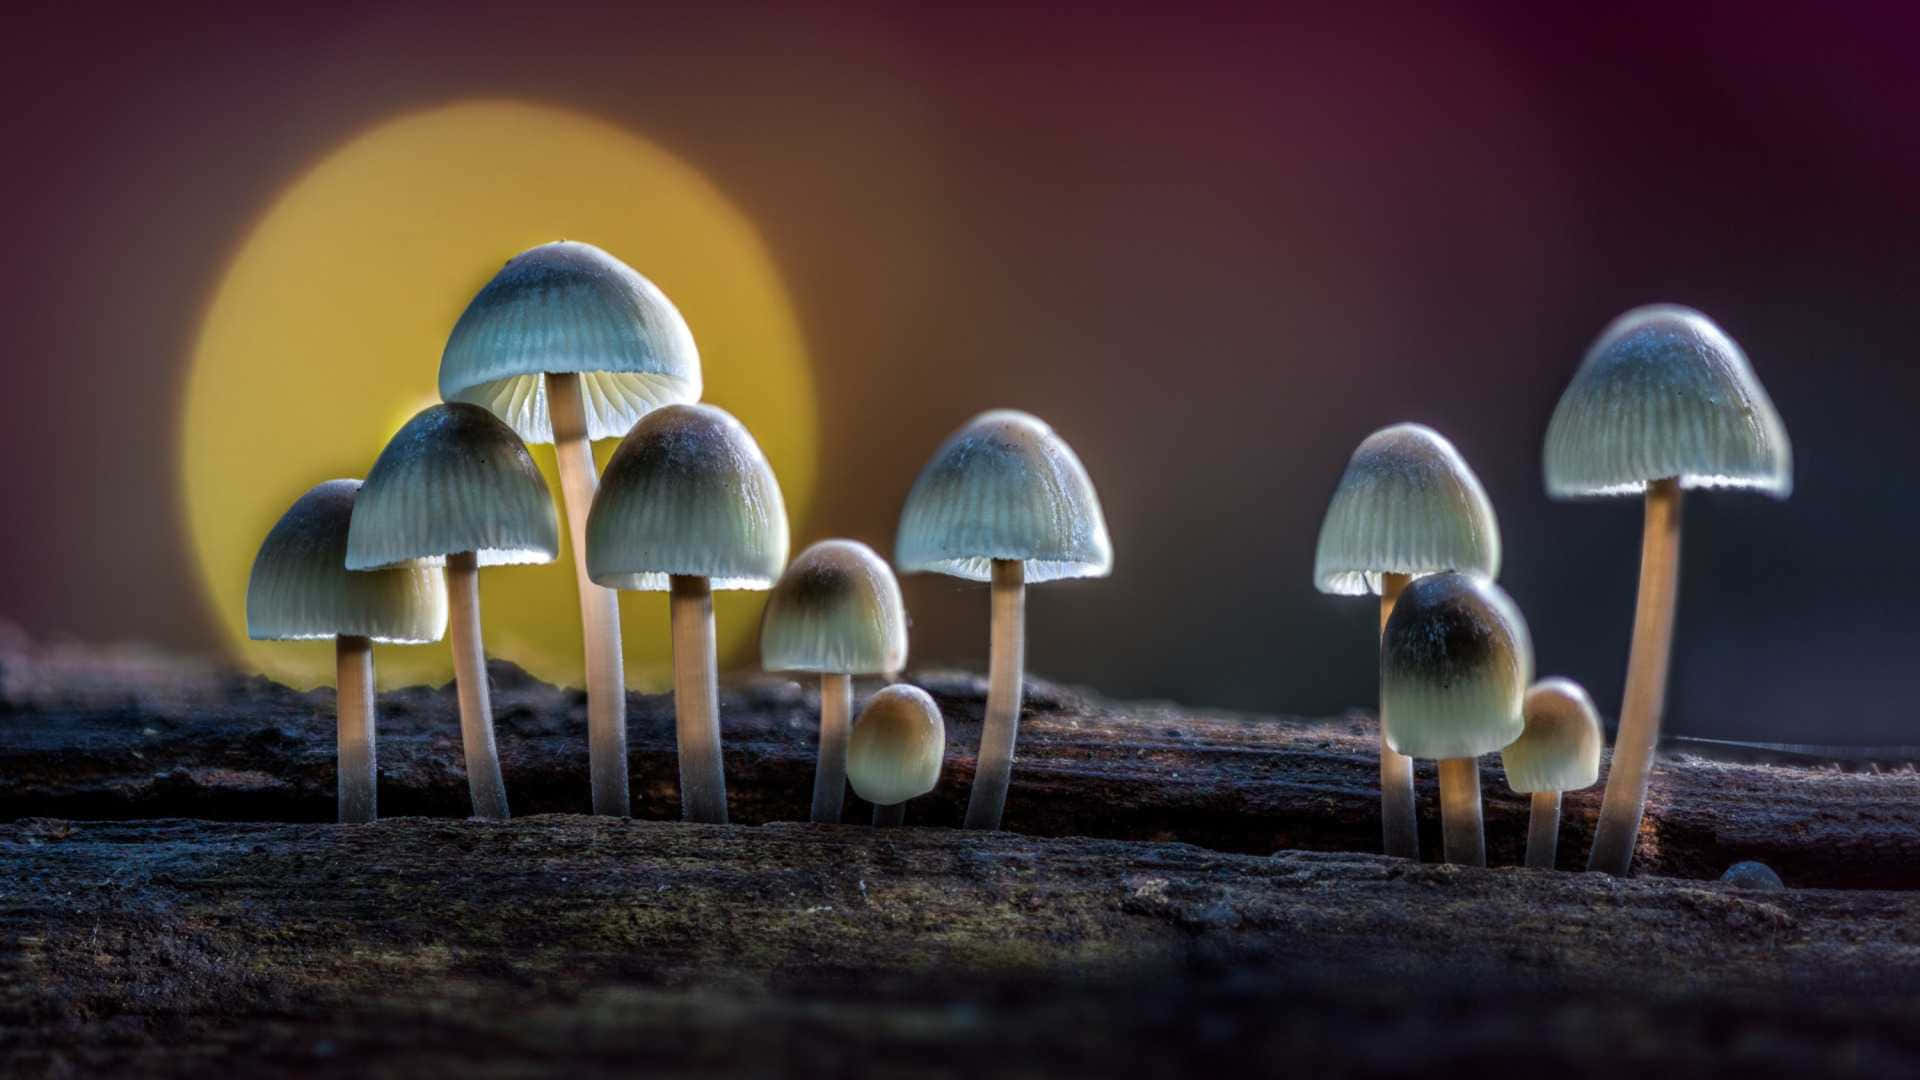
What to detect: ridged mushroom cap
<box><xmin>1501</xmin><ymin>677</ymin><xmax>1603</xmax><ymax>794</ymax></box>
<box><xmin>846</xmin><ymin>684</ymin><xmax>946</xmax><ymax>807</ymax></box>
<box><xmin>346</xmin><ymin>404</ymin><xmax>559</xmax><ymax>570</ymax></box>
<box><xmin>895</xmin><ymin>410</ymin><xmax>1111</xmax><ymax>583</ymax></box>
<box><xmin>760</xmin><ymin>540</ymin><xmax>908</xmax><ymax>675</ymax></box>
<box><xmin>585</xmin><ymin>403</ymin><xmax>788</xmax><ymax>591</ymax></box>
<box><xmin>1544</xmin><ymin>305</ymin><xmax>1792</xmax><ymax>499</ymax></box>
<box><xmin>1313</xmin><ymin>423</ymin><xmax>1501</xmax><ymax>596</ymax></box>
<box><xmin>247</xmin><ymin>480</ymin><xmax>448</xmax><ymax>644</ymax></box>
<box><xmin>439</xmin><ymin>241</ymin><xmax>702</xmax><ymax>444</ymax></box>
<box><xmin>1381</xmin><ymin>572</ymin><xmax>1533</xmax><ymax>760</ymax></box>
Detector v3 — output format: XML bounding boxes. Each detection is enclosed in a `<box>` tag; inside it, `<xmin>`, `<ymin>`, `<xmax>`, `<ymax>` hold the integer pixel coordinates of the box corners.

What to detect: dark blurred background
<box><xmin>2</xmin><ymin>2</ymin><xmax>1914</xmax><ymax>742</ymax></box>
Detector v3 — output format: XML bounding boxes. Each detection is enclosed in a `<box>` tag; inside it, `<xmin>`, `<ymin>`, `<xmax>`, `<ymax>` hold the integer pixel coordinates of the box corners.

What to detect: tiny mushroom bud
<box><xmin>1721</xmin><ymin>861</ymin><xmax>1786</xmax><ymax>891</ymax></box>
<box><xmin>846</xmin><ymin>684</ymin><xmax>946</xmax><ymax>827</ymax></box>
<box><xmin>1501</xmin><ymin>677</ymin><xmax>1603</xmax><ymax>870</ymax></box>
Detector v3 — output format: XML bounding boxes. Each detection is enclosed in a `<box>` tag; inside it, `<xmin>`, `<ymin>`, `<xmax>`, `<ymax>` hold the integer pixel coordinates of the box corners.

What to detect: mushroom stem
<box><xmin>545</xmin><ymin>372</ymin><xmax>630</xmax><ymax>818</ymax></box>
<box><xmin>1526</xmin><ymin>790</ymin><xmax>1561</xmax><ymax>869</ymax></box>
<box><xmin>964</xmin><ymin>558</ymin><xmax>1026</xmax><ymax>831</ymax></box>
<box><xmin>446</xmin><ymin>551</ymin><xmax>510</xmax><ymax>820</ymax></box>
<box><xmin>1378</xmin><ymin>572</ymin><xmax>1420</xmax><ymax>861</ymax></box>
<box><xmin>811</xmin><ymin>673</ymin><xmax>852</xmax><ymax>823</ymax></box>
<box><xmin>669</xmin><ymin>574</ymin><xmax>728</xmax><ymax>823</ymax></box>
<box><xmin>1436</xmin><ymin>757</ymin><xmax>1485</xmax><ymax>866</ymax></box>
<box><xmin>334</xmin><ymin>634</ymin><xmax>377</xmax><ymax>824</ymax></box>
<box><xmin>1587</xmin><ymin>477</ymin><xmax>1684</xmax><ymax>875</ymax></box>
<box><xmin>872</xmin><ymin>802</ymin><xmax>906</xmax><ymax>827</ymax></box>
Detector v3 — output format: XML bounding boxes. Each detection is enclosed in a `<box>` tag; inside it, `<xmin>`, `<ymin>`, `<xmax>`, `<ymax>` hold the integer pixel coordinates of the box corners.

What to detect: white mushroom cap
<box><xmin>585</xmin><ymin>403</ymin><xmax>788</xmax><ymax>591</ymax></box>
<box><xmin>438</xmin><ymin>241</ymin><xmax>702</xmax><ymax>444</ymax></box>
<box><xmin>346</xmin><ymin>404</ymin><xmax>560</xmax><ymax>570</ymax></box>
<box><xmin>1313</xmin><ymin>423</ymin><xmax>1501</xmax><ymax>596</ymax></box>
<box><xmin>760</xmin><ymin>540</ymin><xmax>908</xmax><ymax>675</ymax></box>
<box><xmin>247</xmin><ymin>480</ymin><xmax>448</xmax><ymax>644</ymax></box>
<box><xmin>846</xmin><ymin>684</ymin><xmax>946</xmax><ymax>807</ymax></box>
<box><xmin>895</xmin><ymin>410</ymin><xmax>1111</xmax><ymax>583</ymax></box>
<box><xmin>1501</xmin><ymin>677</ymin><xmax>1603</xmax><ymax>794</ymax></box>
<box><xmin>1544</xmin><ymin>305</ymin><xmax>1792</xmax><ymax>499</ymax></box>
<box><xmin>1381</xmin><ymin>572</ymin><xmax>1533</xmax><ymax>760</ymax></box>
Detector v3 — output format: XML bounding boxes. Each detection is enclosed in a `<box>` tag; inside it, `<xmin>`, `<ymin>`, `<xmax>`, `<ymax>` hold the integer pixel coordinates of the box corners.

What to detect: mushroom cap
<box><xmin>1313</xmin><ymin>423</ymin><xmax>1501</xmax><ymax>596</ymax></box>
<box><xmin>247</xmin><ymin>479</ymin><xmax>448</xmax><ymax>644</ymax></box>
<box><xmin>438</xmin><ymin>241</ymin><xmax>702</xmax><ymax>444</ymax></box>
<box><xmin>1543</xmin><ymin>304</ymin><xmax>1792</xmax><ymax>499</ymax></box>
<box><xmin>1721</xmin><ymin>860</ymin><xmax>1786</xmax><ymax>891</ymax></box>
<box><xmin>346</xmin><ymin>404</ymin><xmax>560</xmax><ymax>570</ymax></box>
<box><xmin>585</xmin><ymin>403</ymin><xmax>788</xmax><ymax>591</ymax></box>
<box><xmin>1381</xmin><ymin>572</ymin><xmax>1533</xmax><ymax>760</ymax></box>
<box><xmin>760</xmin><ymin>540</ymin><xmax>908</xmax><ymax>675</ymax></box>
<box><xmin>895</xmin><ymin>410</ymin><xmax>1111</xmax><ymax>583</ymax></box>
<box><xmin>846</xmin><ymin>684</ymin><xmax>946</xmax><ymax>807</ymax></box>
<box><xmin>1501</xmin><ymin>677</ymin><xmax>1603</xmax><ymax>794</ymax></box>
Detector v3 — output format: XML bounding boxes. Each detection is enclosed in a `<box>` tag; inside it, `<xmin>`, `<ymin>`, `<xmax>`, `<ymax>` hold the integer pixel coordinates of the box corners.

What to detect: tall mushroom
<box><xmin>1314</xmin><ymin>423</ymin><xmax>1501</xmax><ymax>860</ymax></box>
<box><xmin>1501</xmin><ymin>677</ymin><xmax>1602</xmax><ymax>870</ymax></box>
<box><xmin>440</xmin><ymin>240</ymin><xmax>702</xmax><ymax>817</ymax></box>
<box><xmin>1380</xmin><ymin>572</ymin><xmax>1533</xmax><ymax>867</ymax></box>
<box><xmin>346</xmin><ymin>404</ymin><xmax>559</xmax><ymax>820</ymax></box>
<box><xmin>247</xmin><ymin>479</ymin><xmax>447</xmax><ymax>823</ymax></box>
<box><xmin>895</xmin><ymin>410</ymin><xmax>1111</xmax><ymax>831</ymax></box>
<box><xmin>846</xmin><ymin>684</ymin><xmax>946</xmax><ymax>827</ymax></box>
<box><xmin>586</xmin><ymin>403</ymin><xmax>788</xmax><ymax>824</ymax></box>
<box><xmin>1543</xmin><ymin>304</ymin><xmax>1791</xmax><ymax>876</ymax></box>
<box><xmin>760</xmin><ymin>540</ymin><xmax>908</xmax><ymax>823</ymax></box>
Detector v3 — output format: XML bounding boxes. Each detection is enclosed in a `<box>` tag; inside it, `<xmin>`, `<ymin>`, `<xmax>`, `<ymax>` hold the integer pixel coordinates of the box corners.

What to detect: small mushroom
<box><xmin>1544</xmin><ymin>304</ymin><xmax>1791</xmax><ymax>876</ymax></box>
<box><xmin>586</xmin><ymin>403</ymin><xmax>788</xmax><ymax>824</ymax></box>
<box><xmin>846</xmin><ymin>684</ymin><xmax>946</xmax><ymax>826</ymax></box>
<box><xmin>1381</xmin><ymin>572</ymin><xmax>1533</xmax><ymax>866</ymax></box>
<box><xmin>895</xmin><ymin>410</ymin><xmax>1111</xmax><ymax>831</ymax></box>
<box><xmin>1721</xmin><ymin>861</ymin><xmax>1786</xmax><ymax>891</ymax></box>
<box><xmin>1501</xmin><ymin>678</ymin><xmax>1602</xmax><ymax>870</ymax></box>
<box><xmin>761</xmin><ymin>540</ymin><xmax>908</xmax><ymax>823</ymax></box>
<box><xmin>247</xmin><ymin>479</ymin><xmax>447</xmax><ymax>823</ymax></box>
<box><xmin>1314</xmin><ymin>423</ymin><xmax>1501</xmax><ymax>860</ymax></box>
<box><xmin>346</xmin><ymin>404</ymin><xmax>559</xmax><ymax>820</ymax></box>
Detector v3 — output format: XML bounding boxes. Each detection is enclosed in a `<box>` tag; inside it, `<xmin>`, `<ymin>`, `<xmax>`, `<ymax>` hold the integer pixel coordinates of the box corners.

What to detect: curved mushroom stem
<box><xmin>1436</xmin><ymin>757</ymin><xmax>1485</xmax><ymax>866</ymax></box>
<box><xmin>811</xmin><ymin>673</ymin><xmax>852</xmax><ymax>823</ymax></box>
<box><xmin>446</xmin><ymin>551</ymin><xmax>510</xmax><ymax>820</ymax></box>
<box><xmin>1526</xmin><ymin>790</ymin><xmax>1562</xmax><ymax>870</ymax></box>
<box><xmin>669</xmin><ymin>575</ymin><xmax>728</xmax><ymax>824</ymax></box>
<box><xmin>1377</xmin><ymin>573</ymin><xmax>1420</xmax><ymax>861</ymax></box>
<box><xmin>334</xmin><ymin>634</ymin><xmax>377</xmax><ymax>824</ymax></box>
<box><xmin>964</xmin><ymin>558</ymin><xmax>1026</xmax><ymax>831</ymax></box>
<box><xmin>545</xmin><ymin>372</ymin><xmax>630</xmax><ymax>818</ymax></box>
<box><xmin>1588</xmin><ymin>477</ymin><xmax>1684</xmax><ymax>876</ymax></box>
<box><xmin>872</xmin><ymin>802</ymin><xmax>906</xmax><ymax>827</ymax></box>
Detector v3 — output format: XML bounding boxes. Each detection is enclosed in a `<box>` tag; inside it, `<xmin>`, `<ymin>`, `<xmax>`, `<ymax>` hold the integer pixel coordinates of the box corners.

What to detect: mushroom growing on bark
<box><xmin>586</xmin><ymin>403</ymin><xmax>788</xmax><ymax>824</ymax></box>
<box><xmin>1544</xmin><ymin>304</ymin><xmax>1791</xmax><ymax>876</ymax></box>
<box><xmin>1314</xmin><ymin>423</ymin><xmax>1501</xmax><ymax>860</ymax></box>
<box><xmin>247</xmin><ymin>479</ymin><xmax>447</xmax><ymax>823</ymax></box>
<box><xmin>895</xmin><ymin>410</ymin><xmax>1111</xmax><ymax>831</ymax></box>
<box><xmin>347</xmin><ymin>404</ymin><xmax>559</xmax><ymax>820</ymax></box>
<box><xmin>1501</xmin><ymin>677</ymin><xmax>1602</xmax><ymax>869</ymax></box>
<box><xmin>846</xmin><ymin>684</ymin><xmax>946</xmax><ymax>826</ymax></box>
<box><xmin>440</xmin><ymin>240</ymin><xmax>702</xmax><ymax>817</ymax></box>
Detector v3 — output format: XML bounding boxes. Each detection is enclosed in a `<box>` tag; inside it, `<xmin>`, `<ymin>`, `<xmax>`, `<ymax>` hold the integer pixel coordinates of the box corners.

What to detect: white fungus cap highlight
<box><xmin>846</xmin><ymin>684</ymin><xmax>946</xmax><ymax>807</ymax></box>
<box><xmin>1313</xmin><ymin>423</ymin><xmax>1501</xmax><ymax>596</ymax></box>
<box><xmin>1381</xmin><ymin>572</ymin><xmax>1533</xmax><ymax>761</ymax></box>
<box><xmin>247</xmin><ymin>480</ymin><xmax>448</xmax><ymax>644</ymax></box>
<box><xmin>439</xmin><ymin>241</ymin><xmax>702</xmax><ymax>444</ymax></box>
<box><xmin>760</xmin><ymin>540</ymin><xmax>908</xmax><ymax>675</ymax></box>
<box><xmin>1543</xmin><ymin>305</ymin><xmax>1792</xmax><ymax>499</ymax></box>
<box><xmin>346</xmin><ymin>404</ymin><xmax>560</xmax><ymax>570</ymax></box>
<box><xmin>895</xmin><ymin>410</ymin><xmax>1111</xmax><ymax>583</ymax></box>
<box><xmin>585</xmin><ymin>403</ymin><xmax>789</xmax><ymax>591</ymax></box>
<box><xmin>1502</xmin><ymin>677</ymin><xmax>1603</xmax><ymax>794</ymax></box>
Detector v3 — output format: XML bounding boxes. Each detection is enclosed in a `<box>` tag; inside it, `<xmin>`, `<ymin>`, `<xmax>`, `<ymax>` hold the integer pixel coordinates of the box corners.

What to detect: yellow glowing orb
<box><xmin>182</xmin><ymin>100</ymin><xmax>817</xmax><ymax>690</ymax></box>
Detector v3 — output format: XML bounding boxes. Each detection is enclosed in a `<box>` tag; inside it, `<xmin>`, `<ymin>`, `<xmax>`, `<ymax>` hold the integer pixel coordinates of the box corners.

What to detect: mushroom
<box><xmin>760</xmin><ymin>540</ymin><xmax>908</xmax><ymax>823</ymax></box>
<box><xmin>1380</xmin><ymin>572</ymin><xmax>1533</xmax><ymax>866</ymax></box>
<box><xmin>1501</xmin><ymin>677</ymin><xmax>1602</xmax><ymax>869</ymax></box>
<box><xmin>895</xmin><ymin>410</ymin><xmax>1111</xmax><ymax>831</ymax></box>
<box><xmin>585</xmin><ymin>403</ymin><xmax>788</xmax><ymax>824</ymax></box>
<box><xmin>247</xmin><ymin>479</ymin><xmax>447</xmax><ymax>823</ymax></box>
<box><xmin>1721</xmin><ymin>861</ymin><xmax>1786</xmax><ymax>891</ymax></box>
<box><xmin>846</xmin><ymin>684</ymin><xmax>946</xmax><ymax>826</ymax></box>
<box><xmin>1544</xmin><ymin>304</ymin><xmax>1791</xmax><ymax>876</ymax></box>
<box><xmin>1314</xmin><ymin>423</ymin><xmax>1501</xmax><ymax>860</ymax></box>
<box><xmin>346</xmin><ymin>404</ymin><xmax>559</xmax><ymax>820</ymax></box>
<box><xmin>440</xmin><ymin>240</ymin><xmax>701</xmax><ymax>817</ymax></box>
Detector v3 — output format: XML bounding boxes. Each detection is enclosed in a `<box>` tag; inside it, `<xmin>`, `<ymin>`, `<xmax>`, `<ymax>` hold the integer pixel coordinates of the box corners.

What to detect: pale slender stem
<box><xmin>446</xmin><ymin>552</ymin><xmax>509</xmax><ymax>820</ymax></box>
<box><xmin>1377</xmin><ymin>572</ymin><xmax>1419</xmax><ymax>861</ymax></box>
<box><xmin>1526</xmin><ymin>790</ymin><xmax>1562</xmax><ymax>870</ymax></box>
<box><xmin>1588</xmin><ymin>478</ymin><xmax>1684</xmax><ymax>876</ymax></box>
<box><xmin>1437</xmin><ymin>757</ymin><xmax>1485</xmax><ymax>866</ymax></box>
<box><xmin>670</xmin><ymin>575</ymin><xmax>727</xmax><ymax>824</ymax></box>
<box><xmin>964</xmin><ymin>559</ymin><xmax>1026</xmax><ymax>830</ymax></box>
<box><xmin>334</xmin><ymin>635</ymin><xmax>376</xmax><ymax>824</ymax></box>
<box><xmin>872</xmin><ymin>802</ymin><xmax>906</xmax><ymax>827</ymax></box>
<box><xmin>546</xmin><ymin>371</ymin><xmax>629</xmax><ymax>817</ymax></box>
<box><xmin>811</xmin><ymin>673</ymin><xmax>852</xmax><ymax>823</ymax></box>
